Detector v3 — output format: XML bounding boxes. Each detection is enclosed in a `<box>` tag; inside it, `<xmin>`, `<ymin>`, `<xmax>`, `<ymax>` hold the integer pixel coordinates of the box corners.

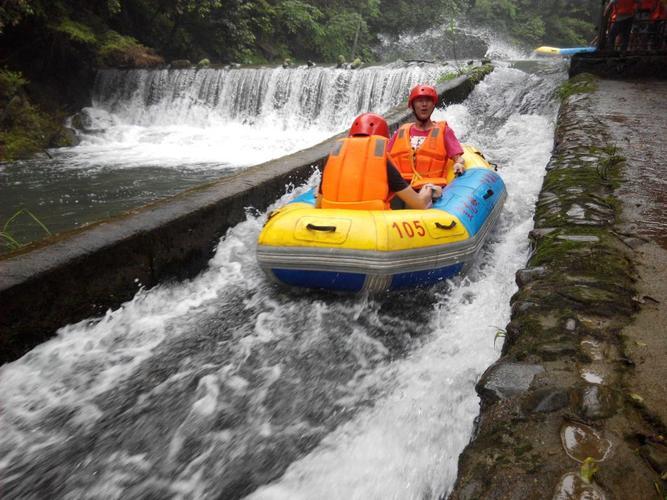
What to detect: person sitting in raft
<box><xmin>316</xmin><ymin>112</ymin><xmax>442</xmax><ymax>210</ymax></box>
<box><xmin>387</xmin><ymin>84</ymin><xmax>465</xmax><ymax>189</ymax></box>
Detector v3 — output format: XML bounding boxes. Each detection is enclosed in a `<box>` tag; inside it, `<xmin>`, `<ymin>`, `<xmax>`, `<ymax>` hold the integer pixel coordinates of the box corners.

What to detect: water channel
<box><xmin>0</xmin><ymin>49</ymin><xmax>568</xmax><ymax>498</ymax></box>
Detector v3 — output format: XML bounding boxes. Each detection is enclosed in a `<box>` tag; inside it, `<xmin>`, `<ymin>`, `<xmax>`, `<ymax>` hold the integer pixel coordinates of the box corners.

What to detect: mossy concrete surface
<box><xmin>0</xmin><ymin>66</ymin><xmax>492</xmax><ymax>365</ymax></box>
<box><xmin>449</xmin><ymin>77</ymin><xmax>667</xmax><ymax>498</ymax></box>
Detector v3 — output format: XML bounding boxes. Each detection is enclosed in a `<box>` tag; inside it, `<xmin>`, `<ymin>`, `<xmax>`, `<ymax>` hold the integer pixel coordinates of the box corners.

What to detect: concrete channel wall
<box><xmin>0</xmin><ymin>66</ymin><xmax>491</xmax><ymax>364</ymax></box>
<box><xmin>449</xmin><ymin>74</ymin><xmax>667</xmax><ymax>498</ymax></box>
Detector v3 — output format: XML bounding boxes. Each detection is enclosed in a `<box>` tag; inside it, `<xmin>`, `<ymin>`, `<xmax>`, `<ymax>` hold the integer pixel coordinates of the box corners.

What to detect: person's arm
<box><xmin>452</xmin><ymin>154</ymin><xmax>465</xmax><ymax>174</ymax></box>
<box><xmin>315</xmin><ymin>177</ymin><xmax>324</xmax><ymax>208</ymax></box>
<box><xmin>395</xmin><ymin>183</ymin><xmax>442</xmax><ymax>209</ymax></box>
<box><xmin>443</xmin><ymin>126</ymin><xmax>465</xmax><ymax>174</ymax></box>
<box><xmin>387</xmin><ymin>159</ymin><xmax>442</xmax><ymax>209</ymax></box>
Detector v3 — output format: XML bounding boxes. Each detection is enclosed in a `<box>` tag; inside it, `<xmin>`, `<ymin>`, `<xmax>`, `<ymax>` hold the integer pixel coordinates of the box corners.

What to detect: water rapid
<box><xmin>0</xmin><ymin>59</ymin><xmax>568</xmax><ymax>499</ymax></box>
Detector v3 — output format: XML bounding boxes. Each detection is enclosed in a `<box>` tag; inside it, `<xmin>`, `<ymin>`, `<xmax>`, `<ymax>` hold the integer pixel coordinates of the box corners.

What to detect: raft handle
<box><xmin>483</xmin><ymin>189</ymin><xmax>494</xmax><ymax>200</ymax></box>
<box><xmin>435</xmin><ymin>221</ymin><xmax>457</xmax><ymax>230</ymax></box>
<box><xmin>306</xmin><ymin>223</ymin><xmax>337</xmax><ymax>232</ymax></box>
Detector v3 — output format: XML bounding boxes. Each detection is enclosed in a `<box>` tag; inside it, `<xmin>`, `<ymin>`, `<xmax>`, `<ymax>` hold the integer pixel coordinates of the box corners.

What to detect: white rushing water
<box><xmin>0</xmin><ymin>57</ymin><xmax>566</xmax><ymax>499</ymax></box>
<box><xmin>74</xmin><ymin>64</ymin><xmax>452</xmax><ymax>169</ymax></box>
<box><xmin>248</xmin><ymin>64</ymin><xmax>558</xmax><ymax>499</ymax></box>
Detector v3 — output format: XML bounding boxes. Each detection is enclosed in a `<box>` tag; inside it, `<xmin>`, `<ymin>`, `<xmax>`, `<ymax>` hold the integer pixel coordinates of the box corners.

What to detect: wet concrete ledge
<box><xmin>0</xmin><ymin>65</ymin><xmax>492</xmax><ymax>365</ymax></box>
<box><xmin>450</xmin><ymin>75</ymin><xmax>667</xmax><ymax>497</ymax></box>
<box><xmin>570</xmin><ymin>51</ymin><xmax>667</xmax><ymax>79</ymax></box>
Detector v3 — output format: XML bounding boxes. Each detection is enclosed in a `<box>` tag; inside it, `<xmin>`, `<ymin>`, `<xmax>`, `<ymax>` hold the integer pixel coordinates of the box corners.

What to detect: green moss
<box><xmin>0</xmin><ymin>131</ymin><xmax>42</xmax><ymax>159</ymax></box>
<box><xmin>438</xmin><ymin>71</ymin><xmax>460</xmax><ymax>82</ymax></box>
<box><xmin>97</xmin><ymin>31</ymin><xmax>163</xmax><ymax>68</ymax></box>
<box><xmin>99</xmin><ymin>30</ymin><xmax>138</xmax><ymax>52</ymax></box>
<box><xmin>0</xmin><ymin>76</ymin><xmax>74</xmax><ymax>161</ymax></box>
<box><xmin>437</xmin><ymin>63</ymin><xmax>493</xmax><ymax>84</ymax></box>
<box><xmin>0</xmin><ymin>69</ymin><xmax>28</xmax><ymax>96</ymax></box>
<box><xmin>54</xmin><ymin>18</ymin><xmax>98</xmax><ymax>46</ymax></box>
<box><xmin>556</xmin><ymin>73</ymin><xmax>598</xmax><ymax>101</ymax></box>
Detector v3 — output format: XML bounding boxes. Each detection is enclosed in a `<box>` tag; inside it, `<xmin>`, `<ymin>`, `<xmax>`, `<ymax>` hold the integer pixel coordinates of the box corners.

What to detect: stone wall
<box><xmin>449</xmin><ymin>75</ymin><xmax>667</xmax><ymax>499</ymax></box>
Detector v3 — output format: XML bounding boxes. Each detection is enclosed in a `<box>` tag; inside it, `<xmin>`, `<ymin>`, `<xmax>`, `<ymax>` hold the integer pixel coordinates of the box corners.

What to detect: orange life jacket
<box><xmin>614</xmin><ymin>0</ymin><xmax>636</xmax><ymax>16</ymax></box>
<box><xmin>320</xmin><ymin>135</ymin><xmax>390</xmax><ymax>210</ymax></box>
<box><xmin>388</xmin><ymin>122</ymin><xmax>450</xmax><ymax>188</ymax></box>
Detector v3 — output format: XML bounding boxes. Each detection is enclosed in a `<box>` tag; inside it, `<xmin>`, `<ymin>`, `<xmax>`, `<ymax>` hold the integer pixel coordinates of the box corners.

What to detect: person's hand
<box><xmin>421</xmin><ymin>183</ymin><xmax>442</xmax><ymax>199</ymax></box>
<box><xmin>453</xmin><ymin>155</ymin><xmax>465</xmax><ymax>175</ymax></box>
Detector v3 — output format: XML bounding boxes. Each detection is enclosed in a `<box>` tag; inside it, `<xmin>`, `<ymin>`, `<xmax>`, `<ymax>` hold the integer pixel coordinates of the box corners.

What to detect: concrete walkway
<box><xmin>450</xmin><ymin>77</ymin><xmax>667</xmax><ymax>498</ymax></box>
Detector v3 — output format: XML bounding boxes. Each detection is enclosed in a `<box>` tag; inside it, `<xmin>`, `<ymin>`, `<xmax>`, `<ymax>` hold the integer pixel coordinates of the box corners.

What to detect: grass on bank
<box><xmin>0</xmin><ymin>209</ymin><xmax>52</xmax><ymax>252</ymax></box>
<box><xmin>556</xmin><ymin>72</ymin><xmax>597</xmax><ymax>100</ymax></box>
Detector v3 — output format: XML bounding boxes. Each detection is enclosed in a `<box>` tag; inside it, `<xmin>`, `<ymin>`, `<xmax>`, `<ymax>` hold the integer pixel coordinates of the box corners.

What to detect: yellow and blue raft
<box><xmin>534</xmin><ymin>46</ymin><xmax>597</xmax><ymax>56</ymax></box>
<box><xmin>256</xmin><ymin>145</ymin><xmax>507</xmax><ymax>292</ymax></box>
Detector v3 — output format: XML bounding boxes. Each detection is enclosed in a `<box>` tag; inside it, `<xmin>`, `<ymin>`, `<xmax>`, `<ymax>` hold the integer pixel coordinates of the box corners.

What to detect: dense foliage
<box><xmin>1</xmin><ymin>0</ymin><xmax>602</xmax><ymax>68</ymax></box>
<box><xmin>0</xmin><ymin>0</ymin><xmax>602</xmax><ymax>160</ymax></box>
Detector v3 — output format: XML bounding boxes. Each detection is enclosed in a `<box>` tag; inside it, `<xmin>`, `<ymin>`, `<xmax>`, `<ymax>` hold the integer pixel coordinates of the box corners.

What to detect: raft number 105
<box><xmin>391</xmin><ymin>219</ymin><xmax>457</xmax><ymax>238</ymax></box>
<box><xmin>391</xmin><ymin>220</ymin><xmax>426</xmax><ymax>238</ymax></box>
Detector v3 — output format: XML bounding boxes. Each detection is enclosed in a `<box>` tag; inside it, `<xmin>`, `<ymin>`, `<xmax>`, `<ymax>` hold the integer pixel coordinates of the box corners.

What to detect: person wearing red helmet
<box><xmin>387</xmin><ymin>84</ymin><xmax>465</xmax><ymax>189</ymax></box>
<box><xmin>316</xmin><ymin>112</ymin><xmax>441</xmax><ymax>210</ymax></box>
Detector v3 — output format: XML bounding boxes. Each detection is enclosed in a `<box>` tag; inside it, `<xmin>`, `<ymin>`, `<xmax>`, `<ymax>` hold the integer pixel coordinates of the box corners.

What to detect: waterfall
<box><xmin>90</xmin><ymin>64</ymin><xmax>452</xmax><ymax>132</ymax></box>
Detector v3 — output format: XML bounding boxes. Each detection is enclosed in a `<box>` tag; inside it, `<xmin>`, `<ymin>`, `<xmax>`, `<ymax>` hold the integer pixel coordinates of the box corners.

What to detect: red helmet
<box><xmin>408</xmin><ymin>84</ymin><xmax>438</xmax><ymax>108</ymax></box>
<box><xmin>348</xmin><ymin>112</ymin><xmax>390</xmax><ymax>138</ymax></box>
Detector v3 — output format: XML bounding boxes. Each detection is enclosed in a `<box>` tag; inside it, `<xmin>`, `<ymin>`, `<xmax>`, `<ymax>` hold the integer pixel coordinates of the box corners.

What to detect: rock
<box><xmin>560</xmin><ymin>422</ymin><xmax>613</xmax><ymax>462</ymax></box>
<box><xmin>566</xmin><ymin>204</ymin><xmax>586</xmax><ymax>219</ymax></box>
<box><xmin>538</xmin><ymin>191</ymin><xmax>559</xmax><ymax>205</ymax></box>
<box><xmin>196</xmin><ymin>58</ymin><xmax>210</xmax><ymax>68</ymax></box>
<box><xmin>536</xmin><ymin>342</ymin><xmax>578</xmax><ymax>361</ymax></box>
<box><xmin>579</xmin><ymin>384</ymin><xmax>617</xmax><ymax>419</ymax></box>
<box><xmin>516</xmin><ymin>266</ymin><xmax>548</xmax><ymax>287</ymax></box>
<box><xmin>477</xmin><ymin>363</ymin><xmax>544</xmax><ymax>404</ymax></box>
<box><xmin>511</xmin><ymin>300</ymin><xmax>538</xmax><ymax>315</ymax></box>
<box><xmin>522</xmin><ymin>387</ymin><xmax>570</xmax><ymax>413</ymax></box>
<box><xmin>49</xmin><ymin>126</ymin><xmax>79</xmax><ymax>148</ymax></box>
<box><xmin>529</xmin><ymin>227</ymin><xmax>557</xmax><ymax>240</ymax></box>
<box><xmin>553</xmin><ymin>472</ymin><xmax>607</xmax><ymax>500</ymax></box>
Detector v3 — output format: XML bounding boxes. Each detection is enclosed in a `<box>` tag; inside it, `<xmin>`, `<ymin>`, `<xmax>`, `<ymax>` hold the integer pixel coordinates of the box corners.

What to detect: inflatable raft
<box><xmin>257</xmin><ymin>145</ymin><xmax>506</xmax><ymax>292</ymax></box>
<box><xmin>534</xmin><ymin>46</ymin><xmax>597</xmax><ymax>56</ymax></box>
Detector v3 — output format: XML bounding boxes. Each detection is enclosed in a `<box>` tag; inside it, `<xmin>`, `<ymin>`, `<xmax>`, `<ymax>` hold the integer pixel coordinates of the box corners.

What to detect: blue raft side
<box><xmin>271</xmin><ymin>269</ymin><xmax>366</xmax><ymax>292</ymax></box>
<box><xmin>558</xmin><ymin>46</ymin><xmax>597</xmax><ymax>55</ymax></box>
<box><xmin>434</xmin><ymin>168</ymin><xmax>506</xmax><ymax>237</ymax></box>
<box><xmin>270</xmin><ymin>265</ymin><xmax>464</xmax><ymax>292</ymax></box>
<box><xmin>389</xmin><ymin>263</ymin><xmax>464</xmax><ymax>289</ymax></box>
<box><xmin>291</xmin><ymin>189</ymin><xmax>317</xmax><ymax>206</ymax></box>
